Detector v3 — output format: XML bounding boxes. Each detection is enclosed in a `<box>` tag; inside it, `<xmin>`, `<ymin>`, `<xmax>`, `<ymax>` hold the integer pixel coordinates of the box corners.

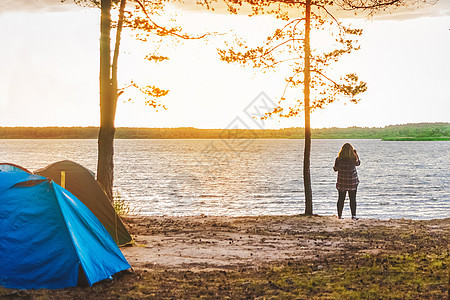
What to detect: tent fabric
<box><xmin>35</xmin><ymin>160</ymin><xmax>132</xmax><ymax>246</ymax></box>
<box><xmin>0</xmin><ymin>171</ymin><xmax>131</xmax><ymax>289</ymax></box>
<box><xmin>0</xmin><ymin>172</ymin><xmax>42</xmax><ymax>195</ymax></box>
<box><xmin>0</xmin><ymin>163</ymin><xmax>32</xmax><ymax>174</ymax></box>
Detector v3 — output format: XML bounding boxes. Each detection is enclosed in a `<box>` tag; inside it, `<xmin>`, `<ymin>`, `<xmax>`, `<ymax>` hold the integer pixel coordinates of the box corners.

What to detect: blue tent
<box><xmin>0</xmin><ymin>168</ymin><xmax>131</xmax><ymax>289</ymax></box>
<box><xmin>0</xmin><ymin>162</ymin><xmax>31</xmax><ymax>174</ymax></box>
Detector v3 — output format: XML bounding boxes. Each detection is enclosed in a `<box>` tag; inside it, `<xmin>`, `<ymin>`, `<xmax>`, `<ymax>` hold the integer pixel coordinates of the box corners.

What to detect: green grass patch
<box><xmin>1</xmin><ymin>252</ymin><xmax>447</xmax><ymax>299</ymax></box>
<box><xmin>382</xmin><ymin>137</ymin><xmax>450</xmax><ymax>141</ymax></box>
<box><xmin>113</xmin><ymin>192</ymin><xmax>140</xmax><ymax>216</ymax></box>
<box><xmin>119</xmin><ymin>251</ymin><xmax>447</xmax><ymax>299</ymax></box>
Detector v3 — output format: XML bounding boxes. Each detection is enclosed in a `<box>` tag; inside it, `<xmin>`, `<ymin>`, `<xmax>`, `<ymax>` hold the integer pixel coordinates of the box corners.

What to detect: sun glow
<box><xmin>0</xmin><ymin>4</ymin><xmax>448</xmax><ymax>129</ymax></box>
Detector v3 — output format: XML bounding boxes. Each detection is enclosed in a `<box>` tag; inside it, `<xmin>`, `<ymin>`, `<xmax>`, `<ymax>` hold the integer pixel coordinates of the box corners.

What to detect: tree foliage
<box><xmin>215</xmin><ymin>0</ymin><xmax>367</xmax><ymax>118</ymax></box>
<box><xmin>69</xmin><ymin>0</ymin><xmax>213</xmax><ymax>108</ymax></box>
<box><xmin>336</xmin><ymin>0</ymin><xmax>436</xmax><ymax>14</ymax></box>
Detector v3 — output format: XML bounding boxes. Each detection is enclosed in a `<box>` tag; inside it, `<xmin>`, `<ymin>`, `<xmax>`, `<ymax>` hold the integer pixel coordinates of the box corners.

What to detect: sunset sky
<box><xmin>0</xmin><ymin>0</ymin><xmax>449</xmax><ymax>129</ymax></box>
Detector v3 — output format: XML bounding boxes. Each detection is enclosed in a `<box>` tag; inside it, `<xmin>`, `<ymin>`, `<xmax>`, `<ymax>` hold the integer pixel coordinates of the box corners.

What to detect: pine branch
<box><xmin>133</xmin><ymin>0</ymin><xmax>210</xmax><ymax>40</ymax></box>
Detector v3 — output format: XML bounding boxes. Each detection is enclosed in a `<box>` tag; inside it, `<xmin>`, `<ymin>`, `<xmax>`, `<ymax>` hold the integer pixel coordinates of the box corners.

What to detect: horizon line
<box><xmin>0</xmin><ymin>122</ymin><xmax>448</xmax><ymax>131</ymax></box>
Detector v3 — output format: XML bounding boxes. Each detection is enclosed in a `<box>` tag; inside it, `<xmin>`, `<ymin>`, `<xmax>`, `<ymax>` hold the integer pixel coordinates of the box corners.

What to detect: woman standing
<box><xmin>333</xmin><ymin>143</ymin><xmax>360</xmax><ymax>220</ymax></box>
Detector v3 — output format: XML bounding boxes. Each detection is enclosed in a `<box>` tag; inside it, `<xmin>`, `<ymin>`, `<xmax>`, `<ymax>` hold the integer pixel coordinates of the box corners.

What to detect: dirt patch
<box><xmin>121</xmin><ymin>215</ymin><xmax>449</xmax><ymax>271</ymax></box>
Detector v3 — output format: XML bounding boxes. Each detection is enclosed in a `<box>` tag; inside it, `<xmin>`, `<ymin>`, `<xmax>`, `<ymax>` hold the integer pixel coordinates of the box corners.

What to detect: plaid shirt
<box><xmin>333</xmin><ymin>157</ymin><xmax>360</xmax><ymax>191</ymax></box>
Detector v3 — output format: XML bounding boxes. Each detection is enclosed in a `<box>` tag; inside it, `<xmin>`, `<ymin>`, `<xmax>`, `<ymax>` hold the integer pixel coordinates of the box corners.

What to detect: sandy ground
<box><xmin>121</xmin><ymin>215</ymin><xmax>450</xmax><ymax>271</ymax></box>
<box><xmin>1</xmin><ymin>215</ymin><xmax>448</xmax><ymax>299</ymax></box>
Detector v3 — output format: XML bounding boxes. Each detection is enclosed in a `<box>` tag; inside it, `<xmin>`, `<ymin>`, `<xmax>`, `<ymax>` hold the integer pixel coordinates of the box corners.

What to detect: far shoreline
<box><xmin>2</xmin><ymin>137</ymin><xmax>450</xmax><ymax>141</ymax></box>
<box><xmin>0</xmin><ymin>122</ymin><xmax>448</xmax><ymax>140</ymax></box>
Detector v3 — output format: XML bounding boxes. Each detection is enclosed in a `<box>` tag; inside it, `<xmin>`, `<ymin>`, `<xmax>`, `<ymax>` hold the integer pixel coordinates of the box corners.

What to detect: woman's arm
<box><xmin>354</xmin><ymin>149</ymin><xmax>360</xmax><ymax>166</ymax></box>
<box><xmin>333</xmin><ymin>157</ymin><xmax>339</xmax><ymax>172</ymax></box>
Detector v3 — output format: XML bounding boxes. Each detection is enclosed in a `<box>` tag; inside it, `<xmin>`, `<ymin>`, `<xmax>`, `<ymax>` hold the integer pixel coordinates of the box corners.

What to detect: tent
<box><xmin>0</xmin><ymin>162</ymin><xmax>32</xmax><ymax>174</ymax></box>
<box><xmin>0</xmin><ymin>169</ymin><xmax>131</xmax><ymax>289</ymax></box>
<box><xmin>35</xmin><ymin>160</ymin><xmax>132</xmax><ymax>246</ymax></box>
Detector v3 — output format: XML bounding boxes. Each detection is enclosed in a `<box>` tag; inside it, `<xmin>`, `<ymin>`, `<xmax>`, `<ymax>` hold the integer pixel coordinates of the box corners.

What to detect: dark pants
<box><xmin>337</xmin><ymin>189</ymin><xmax>357</xmax><ymax>217</ymax></box>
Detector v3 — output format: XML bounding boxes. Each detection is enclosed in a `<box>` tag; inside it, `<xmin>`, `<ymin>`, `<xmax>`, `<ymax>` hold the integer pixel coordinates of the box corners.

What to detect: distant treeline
<box><xmin>0</xmin><ymin>123</ymin><xmax>448</xmax><ymax>140</ymax></box>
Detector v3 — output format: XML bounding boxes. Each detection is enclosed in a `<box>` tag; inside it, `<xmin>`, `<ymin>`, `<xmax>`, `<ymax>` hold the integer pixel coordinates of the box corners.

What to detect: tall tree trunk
<box><xmin>98</xmin><ymin>0</ymin><xmax>126</xmax><ymax>202</ymax></box>
<box><xmin>303</xmin><ymin>0</ymin><xmax>313</xmax><ymax>215</ymax></box>
<box><xmin>111</xmin><ymin>0</ymin><xmax>127</xmax><ymax>118</ymax></box>
<box><xmin>98</xmin><ymin>0</ymin><xmax>114</xmax><ymax>201</ymax></box>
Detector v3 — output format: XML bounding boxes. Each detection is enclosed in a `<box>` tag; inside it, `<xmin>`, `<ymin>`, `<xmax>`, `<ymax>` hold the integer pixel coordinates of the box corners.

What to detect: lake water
<box><xmin>0</xmin><ymin>139</ymin><xmax>448</xmax><ymax>220</ymax></box>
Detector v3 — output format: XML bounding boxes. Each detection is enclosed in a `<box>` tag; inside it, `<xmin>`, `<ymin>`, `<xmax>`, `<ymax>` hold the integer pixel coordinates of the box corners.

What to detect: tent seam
<box><xmin>49</xmin><ymin>181</ymin><xmax>90</xmax><ymax>286</ymax></box>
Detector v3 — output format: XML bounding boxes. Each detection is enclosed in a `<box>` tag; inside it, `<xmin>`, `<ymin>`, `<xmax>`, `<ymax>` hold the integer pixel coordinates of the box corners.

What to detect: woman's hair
<box><xmin>338</xmin><ymin>143</ymin><xmax>357</xmax><ymax>161</ymax></box>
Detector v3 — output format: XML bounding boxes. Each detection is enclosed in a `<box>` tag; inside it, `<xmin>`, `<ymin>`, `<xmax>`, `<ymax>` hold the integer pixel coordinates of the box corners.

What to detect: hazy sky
<box><xmin>0</xmin><ymin>0</ymin><xmax>449</xmax><ymax>129</ymax></box>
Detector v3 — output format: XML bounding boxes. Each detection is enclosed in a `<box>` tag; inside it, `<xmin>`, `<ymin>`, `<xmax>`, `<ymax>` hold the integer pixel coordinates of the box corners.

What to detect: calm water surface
<box><xmin>0</xmin><ymin>139</ymin><xmax>448</xmax><ymax>220</ymax></box>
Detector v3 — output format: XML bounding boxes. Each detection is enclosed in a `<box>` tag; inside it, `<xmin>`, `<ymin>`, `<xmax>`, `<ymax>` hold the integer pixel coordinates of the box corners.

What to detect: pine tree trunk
<box><xmin>97</xmin><ymin>0</ymin><xmax>126</xmax><ymax>202</ymax></box>
<box><xmin>97</xmin><ymin>126</ymin><xmax>115</xmax><ymax>201</ymax></box>
<box><xmin>303</xmin><ymin>0</ymin><xmax>313</xmax><ymax>215</ymax></box>
<box><xmin>98</xmin><ymin>0</ymin><xmax>114</xmax><ymax>201</ymax></box>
